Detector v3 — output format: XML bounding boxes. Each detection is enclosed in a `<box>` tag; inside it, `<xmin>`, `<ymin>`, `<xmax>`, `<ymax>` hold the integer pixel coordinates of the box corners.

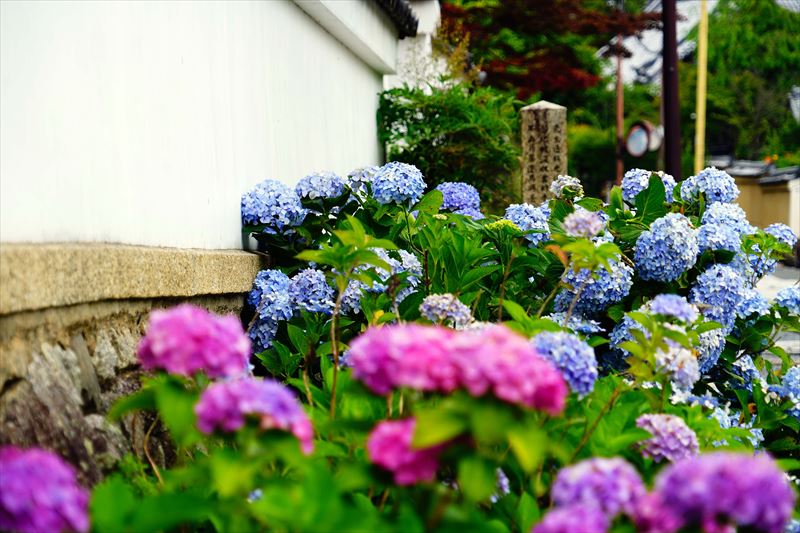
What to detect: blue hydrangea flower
<box><xmin>295</xmin><ymin>171</ymin><xmax>345</xmax><ymax>200</ymax></box>
<box><xmin>369</xmin><ymin>248</ymin><xmax>422</xmax><ymax>302</ymax></box>
<box><xmin>371</xmin><ymin>162</ymin><xmax>426</xmax><ymax>205</ymax></box>
<box><xmin>768</xmin><ymin>366</ymin><xmax>800</xmax><ymax>420</ymax></box>
<box><xmin>544</xmin><ymin>312</ymin><xmax>605</xmax><ymax>335</ymax></box>
<box><xmin>436</xmin><ymin>182</ymin><xmax>481</xmax><ymax>212</ymax></box>
<box><xmin>531</xmin><ymin>331</ymin><xmax>598</xmax><ymax>397</ymax></box>
<box><xmin>698</xmin><ymin>223</ymin><xmax>741</xmax><ymax>253</ymax></box>
<box><xmin>340</xmin><ymin>278</ymin><xmax>367</xmax><ymax>315</ymax></box>
<box><xmin>289</xmin><ymin>268</ymin><xmax>334</xmax><ymax>314</ymax></box>
<box><xmin>504</xmin><ymin>203</ymin><xmax>551</xmax><ymax>246</ymax></box>
<box><xmin>697</xmin><ymin>327</ymin><xmax>726</xmax><ymax>373</ymax></box>
<box><xmin>453</xmin><ymin>207</ymin><xmax>485</xmax><ymax>220</ymax></box>
<box><xmin>729</xmin><ymin>355</ymin><xmax>763</xmax><ymax>391</ymax></box>
<box><xmin>562</xmin><ymin>209</ymin><xmax>605</xmax><ymax>238</ymax></box>
<box><xmin>490</xmin><ymin>469</ymin><xmax>511</xmax><ymax>504</ymax></box>
<box><xmin>634</xmin><ymin>214</ymin><xmax>699</xmax><ymax>282</ymax></box>
<box><xmin>419</xmin><ymin>294</ymin><xmax>473</xmax><ymax>327</ymax></box>
<box><xmin>765</xmin><ymin>223</ymin><xmax>798</xmax><ymax>248</ymax></box>
<box><xmin>550</xmin><ymin>174</ymin><xmax>584</xmax><ymax>199</ymax></box>
<box><xmin>655</xmin><ymin>344</ymin><xmax>700</xmax><ymax>392</ymax></box>
<box><xmin>346</xmin><ymin>166</ymin><xmax>379</xmax><ymax>197</ymax></box>
<box><xmin>622</xmin><ymin>168</ymin><xmax>676</xmax><ymax>204</ymax></box>
<box><xmin>249</xmin><ymin>318</ymin><xmax>279</xmax><ymax>352</ymax></box>
<box><xmin>554</xmin><ymin>259</ymin><xmax>634</xmax><ymax>315</ymax></box>
<box><xmin>248</xmin><ymin>270</ymin><xmax>294</xmax><ymax>321</ymax></box>
<box><xmin>241</xmin><ymin>179</ymin><xmax>307</xmax><ymax>231</ymax></box>
<box><xmin>701</xmin><ymin>203</ymin><xmax>754</xmax><ymax>236</ymax></box>
<box><xmin>775</xmin><ymin>286</ymin><xmax>800</xmax><ymax>313</ymax></box>
<box><xmin>736</xmin><ymin>287</ymin><xmax>770</xmax><ymax>320</ymax></box>
<box><xmin>710</xmin><ymin>405</ymin><xmax>764</xmax><ymax>447</ymax></box>
<box><xmin>648</xmin><ymin>294</ymin><xmax>699</xmax><ymax>323</ymax></box>
<box><xmin>680</xmin><ymin>167</ymin><xmax>739</xmax><ymax>204</ymax></box>
<box><xmin>690</xmin><ymin>264</ymin><xmax>747</xmax><ymax>332</ymax></box>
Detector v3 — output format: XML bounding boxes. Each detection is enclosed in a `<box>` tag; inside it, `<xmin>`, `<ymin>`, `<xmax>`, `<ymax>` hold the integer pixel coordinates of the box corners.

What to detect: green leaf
<box><xmin>412</xmin><ymin>407</ymin><xmax>467</xmax><ymax>448</ymax></box>
<box><xmin>287</xmin><ymin>324</ymin><xmax>310</xmax><ymax>354</ymax></box>
<box><xmin>458</xmin><ymin>456</ymin><xmax>497</xmax><ymax>502</ymax></box>
<box><xmin>108</xmin><ymin>386</ymin><xmax>156</xmax><ymax>420</ymax></box>
<box><xmin>634</xmin><ymin>175</ymin><xmax>667</xmax><ymax>225</ymax></box>
<box><xmin>154</xmin><ymin>378</ymin><xmax>201</xmax><ymax>447</ymax></box>
<box><xmin>90</xmin><ymin>475</ymin><xmax>137</xmax><ymax>532</ymax></box>
<box><xmin>508</xmin><ymin>425</ymin><xmax>546</xmax><ymax>473</ymax></box>
<box><xmin>576</xmin><ymin>197</ymin><xmax>605</xmax><ymax>212</ymax></box>
<box><xmin>413</xmin><ymin>189</ymin><xmax>444</xmax><ymax>216</ymax></box>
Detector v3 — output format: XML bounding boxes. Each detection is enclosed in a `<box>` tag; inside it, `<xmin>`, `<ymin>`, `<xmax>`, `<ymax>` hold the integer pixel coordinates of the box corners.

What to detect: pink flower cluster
<box><xmin>195</xmin><ymin>377</ymin><xmax>314</xmax><ymax>454</ymax></box>
<box><xmin>137</xmin><ymin>304</ymin><xmax>251</xmax><ymax>379</ymax></box>
<box><xmin>366</xmin><ymin>418</ymin><xmax>443</xmax><ymax>485</ymax></box>
<box><xmin>348</xmin><ymin>324</ymin><xmax>567</xmax><ymax>414</ymax></box>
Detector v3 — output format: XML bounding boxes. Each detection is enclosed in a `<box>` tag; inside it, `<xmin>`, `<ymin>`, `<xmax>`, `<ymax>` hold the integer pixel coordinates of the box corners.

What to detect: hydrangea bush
<box><xmin>5</xmin><ymin>164</ymin><xmax>798</xmax><ymax>533</ymax></box>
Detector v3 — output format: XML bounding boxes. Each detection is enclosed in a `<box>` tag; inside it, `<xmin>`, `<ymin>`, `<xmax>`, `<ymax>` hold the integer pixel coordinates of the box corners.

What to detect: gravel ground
<box><xmin>757</xmin><ymin>264</ymin><xmax>800</xmax><ymax>359</ymax></box>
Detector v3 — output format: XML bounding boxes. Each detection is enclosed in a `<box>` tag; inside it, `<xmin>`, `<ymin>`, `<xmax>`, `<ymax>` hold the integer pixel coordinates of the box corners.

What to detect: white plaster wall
<box><xmin>0</xmin><ymin>0</ymin><xmax>393</xmax><ymax>249</ymax></box>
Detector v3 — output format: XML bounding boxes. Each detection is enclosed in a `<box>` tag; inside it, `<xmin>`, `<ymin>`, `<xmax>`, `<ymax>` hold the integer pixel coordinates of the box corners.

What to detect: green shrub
<box><xmin>378</xmin><ymin>84</ymin><xmax>521</xmax><ymax>212</ymax></box>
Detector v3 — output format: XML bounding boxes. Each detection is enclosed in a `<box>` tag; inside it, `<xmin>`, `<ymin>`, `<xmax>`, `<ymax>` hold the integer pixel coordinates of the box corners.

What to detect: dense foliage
<box><xmin>378</xmin><ymin>84</ymin><xmax>522</xmax><ymax>211</ymax></box>
<box><xmin>3</xmin><ymin>166</ymin><xmax>799</xmax><ymax>533</ymax></box>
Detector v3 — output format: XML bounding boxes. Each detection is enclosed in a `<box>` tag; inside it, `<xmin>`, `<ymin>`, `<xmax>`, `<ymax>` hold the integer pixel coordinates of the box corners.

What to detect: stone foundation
<box><xmin>0</xmin><ymin>244</ymin><xmax>263</xmax><ymax>484</ymax></box>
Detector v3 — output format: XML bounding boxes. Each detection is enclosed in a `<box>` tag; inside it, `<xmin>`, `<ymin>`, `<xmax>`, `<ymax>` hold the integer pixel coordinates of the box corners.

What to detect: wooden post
<box><xmin>520</xmin><ymin>101</ymin><xmax>567</xmax><ymax>205</ymax></box>
<box><xmin>693</xmin><ymin>0</ymin><xmax>709</xmax><ymax>174</ymax></box>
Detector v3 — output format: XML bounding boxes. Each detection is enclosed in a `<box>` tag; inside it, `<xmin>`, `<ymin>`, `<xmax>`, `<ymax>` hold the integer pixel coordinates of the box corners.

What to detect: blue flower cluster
<box><xmin>436</xmin><ymin>182</ymin><xmax>481</xmax><ymax>212</ymax></box>
<box><xmin>289</xmin><ymin>268</ymin><xmax>335</xmax><ymax>314</ymax></box>
<box><xmin>295</xmin><ymin>171</ymin><xmax>345</xmax><ymax>200</ymax></box>
<box><xmin>775</xmin><ymin>286</ymin><xmax>800</xmax><ymax>313</ymax></box>
<box><xmin>622</xmin><ymin>168</ymin><xmax>676</xmax><ymax>204</ymax></box>
<box><xmin>710</xmin><ymin>405</ymin><xmax>764</xmax><ymax>447</ymax></box>
<box><xmin>370</xmin><ymin>248</ymin><xmax>422</xmax><ymax>302</ymax></box>
<box><xmin>371</xmin><ymin>162</ymin><xmax>425</xmax><ymax>205</ymax></box>
<box><xmin>419</xmin><ymin>294</ymin><xmax>473</xmax><ymax>327</ymax></box>
<box><xmin>680</xmin><ymin>167</ymin><xmax>739</xmax><ymax>204</ymax></box>
<box><xmin>549</xmin><ymin>175</ymin><xmax>584</xmax><ymax>199</ymax></box>
<box><xmin>504</xmin><ymin>203</ymin><xmax>551</xmax><ymax>247</ymax></box>
<box><xmin>241</xmin><ymin>179</ymin><xmax>306</xmax><ymax>231</ymax></box>
<box><xmin>690</xmin><ymin>264</ymin><xmax>747</xmax><ymax>332</ymax></box>
<box><xmin>250</xmin><ymin>320</ymin><xmax>279</xmax><ymax>353</ymax></box>
<box><xmin>655</xmin><ymin>344</ymin><xmax>701</xmax><ymax>392</ymax></box>
<box><xmin>765</xmin><ymin>223</ymin><xmax>798</xmax><ymax>248</ymax></box>
<box><xmin>554</xmin><ymin>259</ymin><xmax>634</xmax><ymax>315</ymax></box>
<box><xmin>562</xmin><ymin>209</ymin><xmax>605</xmax><ymax>238</ymax></box>
<box><xmin>634</xmin><ymin>214</ymin><xmax>699</xmax><ymax>282</ymax></box>
<box><xmin>648</xmin><ymin>294</ymin><xmax>699</xmax><ymax>323</ymax></box>
<box><xmin>346</xmin><ymin>166</ymin><xmax>379</xmax><ymax>197</ymax></box>
<box><xmin>697</xmin><ymin>224</ymin><xmax>741</xmax><ymax>253</ymax></box>
<box><xmin>248</xmin><ymin>270</ymin><xmax>294</xmax><ymax>322</ymax></box>
<box><xmin>701</xmin><ymin>203</ymin><xmax>753</xmax><ymax>236</ymax></box>
<box><xmin>729</xmin><ymin>355</ymin><xmax>763</xmax><ymax>391</ymax></box>
<box><xmin>697</xmin><ymin>328</ymin><xmax>726</xmax><ymax>373</ymax></box>
<box><xmin>767</xmin><ymin>366</ymin><xmax>799</xmax><ymax>419</ymax></box>
<box><xmin>736</xmin><ymin>287</ymin><xmax>769</xmax><ymax>320</ymax></box>
<box><xmin>531</xmin><ymin>331</ymin><xmax>598</xmax><ymax>397</ymax></box>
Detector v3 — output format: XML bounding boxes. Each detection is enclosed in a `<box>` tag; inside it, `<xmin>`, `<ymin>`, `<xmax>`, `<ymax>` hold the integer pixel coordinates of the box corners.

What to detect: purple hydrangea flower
<box><xmin>555</xmin><ymin>259</ymin><xmax>634</xmax><ymax>315</ymax></box>
<box><xmin>436</xmin><ymin>182</ymin><xmax>481</xmax><ymax>212</ymax></box>
<box><xmin>531</xmin><ymin>332</ymin><xmax>598</xmax><ymax>397</ymax></box>
<box><xmin>289</xmin><ymin>268</ymin><xmax>334</xmax><ymax>314</ymax></box>
<box><xmin>648</xmin><ymin>294</ymin><xmax>699</xmax><ymax>323</ymax></box>
<box><xmin>295</xmin><ymin>171</ymin><xmax>345</xmax><ymax>200</ymax></box>
<box><xmin>419</xmin><ymin>293</ymin><xmax>473</xmax><ymax>327</ymax></box>
<box><xmin>241</xmin><ymin>179</ymin><xmax>306</xmax><ymax>231</ymax></box>
<box><xmin>775</xmin><ymin>287</ymin><xmax>800</xmax><ymax>313</ymax></box>
<box><xmin>562</xmin><ymin>209</ymin><xmax>605</xmax><ymax>238</ymax></box>
<box><xmin>636</xmin><ymin>414</ymin><xmax>699</xmax><ymax>463</ymax></box>
<box><xmin>371</xmin><ymin>162</ymin><xmax>426</xmax><ymax>205</ymax></box>
<box><xmin>137</xmin><ymin>304</ymin><xmax>251</xmax><ymax>378</ymax></box>
<box><xmin>653</xmin><ymin>452</ymin><xmax>795</xmax><ymax>532</ymax></box>
<box><xmin>765</xmin><ymin>223</ymin><xmax>798</xmax><ymax>248</ymax></box>
<box><xmin>690</xmin><ymin>264</ymin><xmax>747</xmax><ymax>332</ymax></box>
<box><xmin>248</xmin><ymin>270</ymin><xmax>294</xmax><ymax>321</ymax></box>
<box><xmin>549</xmin><ymin>175</ymin><xmax>584</xmax><ymax>199</ymax></box>
<box><xmin>504</xmin><ymin>203</ymin><xmax>551</xmax><ymax>246</ymax></box>
<box><xmin>551</xmin><ymin>457</ymin><xmax>646</xmax><ymax>518</ymax></box>
<box><xmin>700</xmin><ymin>203</ymin><xmax>754</xmax><ymax>236</ymax></box>
<box><xmin>367</xmin><ymin>418</ymin><xmax>443</xmax><ymax>485</ymax></box>
<box><xmin>195</xmin><ymin>377</ymin><xmax>313</xmax><ymax>454</ymax></box>
<box><xmin>622</xmin><ymin>168</ymin><xmax>676</xmax><ymax>204</ymax></box>
<box><xmin>0</xmin><ymin>447</ymin><xmax>89</xmax><ymax>533</ymax></box>
<box><xmin>634</xmin><ymin>493</ymin><xmax>683</xmax><ymax>533</ymax></box>
<box><xmin>635</xmin><ymin>213</ymin><xmax>699</xmax><ymax>282</ymax></box>
<box><xmin>680</xmin><ymin>167</ymin><xmax>739</xmax><ymax>204</ymax></box>
<box><xmin>697</xmin><ymin>223</ymin><xmax>741</xmax><ymax>253</ymax></box>
<box><xmin>453</xmin><ymin>207</ymin><xmax>485</xmax><ymax>220</ymax></box>
<box><xmin>532</xmin><ymin>505</ymin><xmax>609</xmax><ymax>533</ymax></box>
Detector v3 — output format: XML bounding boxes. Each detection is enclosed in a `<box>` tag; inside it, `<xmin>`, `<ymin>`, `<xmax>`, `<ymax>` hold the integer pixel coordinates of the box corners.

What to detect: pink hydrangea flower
<box><xmin>195</xmin><ymin>377</ymin><xmax>314</xmax><ymax>454</ymax></box>
<box><xmin>367</xmin><ymin>418</ymin><xmax>443</xmax><ymax>485</ymax></box>
<box><xmin>452</xmin><ymin>325</ymin><xmax>567</xmax><ymax>414</ymax></box>
<box><xmin>348</xmin><ymin>324</ymin><xmax>459</xmax><ymax>395</ymax></box>
<box><xmin>0</xmin><ymin>447</ymin><xmax>89</xmax><ymax>533</ymax></box>
<box><xmin>137</xmin><ymin>304</ymin><xmax>251</xmax><ymax>378</ymax></box>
